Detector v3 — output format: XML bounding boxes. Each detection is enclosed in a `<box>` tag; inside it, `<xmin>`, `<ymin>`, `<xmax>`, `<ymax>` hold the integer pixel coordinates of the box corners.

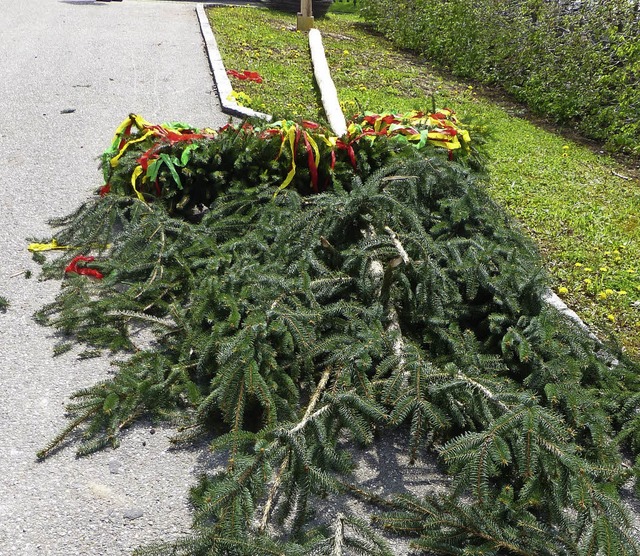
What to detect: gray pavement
<box><xmin>0</xmin><ymin>1</ymin><xmax>229</xmax><ymax>554</ymax></box>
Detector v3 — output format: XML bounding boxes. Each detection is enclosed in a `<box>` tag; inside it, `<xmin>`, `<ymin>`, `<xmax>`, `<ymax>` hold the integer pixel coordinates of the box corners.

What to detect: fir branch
<box><xmin>260</xmin><ymin>368</ymin><xmax>332</xmax><ymax>532</ymax></box>
<box><xmin>293</xmin><ymin>368</ymin><xmax>332</xmax><ymax>433</ymax></box>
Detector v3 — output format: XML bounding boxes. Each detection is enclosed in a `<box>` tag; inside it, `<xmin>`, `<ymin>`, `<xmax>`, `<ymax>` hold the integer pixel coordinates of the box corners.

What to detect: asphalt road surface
<box><xmin>0</xmin><ymin>1</ymin><xmax>228</xmax><ymax>553</ymax></box>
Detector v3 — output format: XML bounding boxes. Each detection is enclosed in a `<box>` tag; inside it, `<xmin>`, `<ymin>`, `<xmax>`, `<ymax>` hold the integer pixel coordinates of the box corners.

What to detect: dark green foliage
<box><xmin>35</xmin><ymin>122</ymin><xmax>640</xmax><ymax>554</ymax></box>
<box><xmin>0</xmin><ymin>296</ymin><xmax>8</xmax><ymax>312</ymax></box>
<box><xmin>361</xmin><ymin>0</ymin><xmax>640</xmax><ymax>156</ymax></box>
<box><xmin>97</xmin><ymin>118</ymin><xmax>433</xmax><ymax>219</ymax></box>
<box><xmin>37</xmin><ymin>352</ymin><xmax>196</xmax><ymax>458</ymax></box>
<box><xmin>375</xmin><ymin>486</ymin><xmax>639</xmax><ymax>556</ymax></box>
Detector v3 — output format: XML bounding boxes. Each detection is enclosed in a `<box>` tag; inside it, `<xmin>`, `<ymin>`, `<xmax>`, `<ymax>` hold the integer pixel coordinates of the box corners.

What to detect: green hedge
<box><xmin>361</xmin><ymin>0</ymin><xmax>640</xmax><ymax>156</ymax></box>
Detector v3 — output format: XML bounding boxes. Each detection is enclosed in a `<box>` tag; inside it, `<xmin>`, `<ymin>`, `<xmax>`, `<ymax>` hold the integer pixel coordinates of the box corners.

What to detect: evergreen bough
<box><xmin>33</xmin><ymin>116</ymin><xmax>640</xmax><ymax>555</ymax></box>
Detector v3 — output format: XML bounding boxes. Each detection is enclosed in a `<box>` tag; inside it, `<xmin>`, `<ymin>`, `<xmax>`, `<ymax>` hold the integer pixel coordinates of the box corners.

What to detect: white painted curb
<box><xmin>197</xmin><ymin>5</ymin><xmax>347</xmax><ymax>136</ymax></box>
<box><xmin>196</xmin><ymin>3</ymin><xmax>272</xmax><ymax>121</ymax></box>
<box><xmin>308</xmin><ymin>28</ymin><xmax>347</xmax><ymax>137</ymax></box>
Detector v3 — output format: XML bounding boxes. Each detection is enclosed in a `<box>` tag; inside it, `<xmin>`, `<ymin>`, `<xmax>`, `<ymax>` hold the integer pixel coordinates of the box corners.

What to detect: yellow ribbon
<box><xmin>27</xmin><ymin>239</ymin><xmax>112</xmax><ymax>252</ymax></box>
<box><xmin>108</xmin><ymin>114</ymin><xmax>155</xmax><ymax>168</ymax></box>
<box><xmin>110</xmin><ymin>130</ymin><xmax>155</xmax><ymax>168</ymax></box>
<box><xmin>319</xmin><ymin>134</ymin><xmax>337</xmax><ymax>148</ymax></box>
<box><xmin>274</xmin><ymin>123</ymin><xmax>298</xmax><ymax>196</ymax></box>
<box><xmin>130</xmin><ymin>166</ymin><xmax>146</xmax><ymax>202</ymax></box>
<box><xmin>28</xmin><ymin>239</ymin><xmax>72</xmax><ymax>252</ymax></box>
<box><xmin>427</xmin><ymin>132</ymin><xmax>461</xmax><ymax>150</ymax></box>
<box><xmin>112</xmin><ymin>114</ymin><xmax>150</xmax><ymax>140</ymax></box>
<box><xmin>306</xmin><ymin>131</ymin><xmax>320</xmax><ymax>170</ymax></box>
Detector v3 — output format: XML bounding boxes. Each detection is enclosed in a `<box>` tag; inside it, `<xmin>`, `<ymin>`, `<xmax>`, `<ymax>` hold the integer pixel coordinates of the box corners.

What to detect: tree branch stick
<box><xmin>291</xmin><ymin>367</ymin><xmax>332</xmax><ymax>433</ymax></box>
<box><xmin>333</xmin><ymin>513</ymin><xmax>345</xmax><ymax>556</ymax></box>
<box><xmin>612</xmin><ymin>170</ymin><xmax>632</xmax><ymax>180</ymax></box>
<box><xmin>259</xmin><ymin>367</ymin><xmax>332</xmax><ymax>532</ymax></box>
<box><xmin>384</xmin><ymin>226</ymin><xmax>410</xmax><ymax>264</ymax></box>
<box><xmin>457</xmin><ymin>373</ymin><xmax>510</xmax><ymax>413</ymax></box>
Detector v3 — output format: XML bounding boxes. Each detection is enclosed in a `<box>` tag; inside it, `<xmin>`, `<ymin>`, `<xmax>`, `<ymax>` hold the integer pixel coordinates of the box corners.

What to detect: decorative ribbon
<box><xmin>64</xmin><ymin>255</ymin><xmax>104</xmax><ymax>279</ymax></box>
<box><xmin>28</xmin><ymin>239</ymin><xmax>73</xmax><ymax>252</ymax></box>
<box><xmin>28</xmin><ymin>239</ymin><xmax>112</xmax><ymax>252</ymax></box>
<box><xmin>274</xmin><ymin>122</ymin><xmax>300</xmax><ymax>195</ymax></box>
<box><xmin>356</xmin><ymin>110</ymin><xmax>470</xmax><ymax>152</ymax></box>
<box><xmin>272</xmin><ymin>121</ymin><xmax>322</xmax><ymax>194</ymax></box>
<box><xmin>101</xmin><ymin>111</ymin><xmax>471</xmax><ymax>201</ymax></box>
<box><xmin>105</xmin><ymin>114</ymin><xmax>216</xmax><ymax>202</ymax></box>
<box><xmin>227</xmin><ymin>69</ymin><xmax>263</xmax><ymax>83</ymax></box>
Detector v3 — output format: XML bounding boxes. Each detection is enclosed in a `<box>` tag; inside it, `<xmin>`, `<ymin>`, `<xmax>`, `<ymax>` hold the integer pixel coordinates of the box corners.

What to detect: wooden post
<box><xmin>297</xmin><ymin>0</ymin><xmax>314</xmax><ymax>31</ymax></box>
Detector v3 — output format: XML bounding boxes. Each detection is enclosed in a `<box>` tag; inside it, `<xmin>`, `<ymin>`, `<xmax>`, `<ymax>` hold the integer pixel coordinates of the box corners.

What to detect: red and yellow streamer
<box><xmin>103</xmin><ymin>110</ymin><xmax>471</xmax><ymax>200</ymax></box>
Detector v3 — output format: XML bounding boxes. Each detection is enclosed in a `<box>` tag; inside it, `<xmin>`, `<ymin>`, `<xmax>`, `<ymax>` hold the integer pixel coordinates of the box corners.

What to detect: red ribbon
<box><xmin>302</xmin><ymin>132</ymin><xmax>318</xmax><ymax>193</ymax></box>
<box><xmin>118</xmin><ymin>122</ymin><xmax>133</xmax><ymax>150</ymax></box>
<box><xmin>259</xmin><ymin>128</ymin><xmax>281</xmax><ymax>140</ymax></box>
<box><xmin>226</xmin><ymin>69</ymin><xmax>263</xmax><ymax>83</ymax></box>
<box><xmin>336</xmin><ymin>139</ymin><xmax>357</xmax><ymax>169</ymax></box>
<box><xmin>65</xmin><ymin>256</ymin><xmax>104</xmax><ymax>279</ymax></box>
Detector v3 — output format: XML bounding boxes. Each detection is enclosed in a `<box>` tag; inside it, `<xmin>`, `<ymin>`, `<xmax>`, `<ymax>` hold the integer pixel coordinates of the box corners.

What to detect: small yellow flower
<box><xmin>618</xmin><ymin>290</ymin><xmax>628</xmax><ymax>295</ymax></box>
<box><xmin>558</xmin><ymin>286</ymin><xmax>569</xmax><ymax>295</ymax></box>
<box><xmin>574</xmin><ymin>262</ymin><xmax>583</xmax><ymax>268</ymax></box>
<box><xmin>228</xmin><ymin>91</ymin><xmax>252</xmax><ymax>107</ymax></box>
<box><xmin>583</xmin><ymin>278</ymin><xmax>592</xmax><ymax>285</ymax></box>
<box><xmin>613</xmin><ymin>250</ymin><xmax>620</xmax><ymax>256</ymax></box>
<box><xmin>598</xmin><ymin>291</ymin><xmax>608</xmax><ymax>300</ymax></box>
<box><xmin>607</xmin><ymin>314</ymin><xmax>616</xmax><ymax>322</ymax></box>
<box><xmin>627</xmin><ymin>269</ymin><xmax>636</xmax><ymax>274</ymax></box>
<box><xmin>343</xmin><ymin>49</ymin><xmax>350</xmax><ymax>55</ymax></box>
<box><xmin>605</xmin><ymin>289</ymin><xmax>614</xmax><ymax>296</ymax></box>
<box><xmin>584</xmin><ymin>267</ymin><xmax>593</xmax><ymax>272</ymax></box>
<box><xmin>600</xmin><ymin>266</ymin><xmax>609</xmax><ymax>272</ymax></box>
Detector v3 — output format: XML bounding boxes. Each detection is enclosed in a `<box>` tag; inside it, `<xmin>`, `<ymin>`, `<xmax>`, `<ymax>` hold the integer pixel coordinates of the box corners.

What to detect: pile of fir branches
<box><xmin>33</xmin><ymin>114</ymin><xmax>640</xmax><ymax>555</ymax></box>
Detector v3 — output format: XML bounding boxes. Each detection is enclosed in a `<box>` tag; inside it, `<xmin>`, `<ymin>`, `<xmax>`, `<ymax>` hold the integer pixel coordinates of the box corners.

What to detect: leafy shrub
<box><xmin>34</xmin><ymin>115</ymin><xmax>640</xmax><ymax>555</ymax></box>
<box><xmin>361</xmin><ymin>0</ymin><xmax>640</xmax><ymax>156</ymax></box>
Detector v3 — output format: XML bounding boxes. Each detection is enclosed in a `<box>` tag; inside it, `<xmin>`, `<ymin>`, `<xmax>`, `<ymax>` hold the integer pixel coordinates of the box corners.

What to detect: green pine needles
<box><xmin>33</xmin><ymin>116</ymin><xmax>640</xmax><ymax>555</ymax></box>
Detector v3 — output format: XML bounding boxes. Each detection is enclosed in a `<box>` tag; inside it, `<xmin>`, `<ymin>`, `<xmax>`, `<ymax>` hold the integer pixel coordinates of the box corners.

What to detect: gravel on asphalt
<box><xmin>0</xmin><ymin>1</ymin><xmax>228</xmax><ymax>553</ymax></box>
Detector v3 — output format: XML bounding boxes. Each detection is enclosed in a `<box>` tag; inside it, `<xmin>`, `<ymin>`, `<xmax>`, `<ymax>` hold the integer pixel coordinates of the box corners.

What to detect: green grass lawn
<box><xmin>207</xmin><ymin>6</ymin><xmax>640</xmax><ymax>356</ymax></box>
